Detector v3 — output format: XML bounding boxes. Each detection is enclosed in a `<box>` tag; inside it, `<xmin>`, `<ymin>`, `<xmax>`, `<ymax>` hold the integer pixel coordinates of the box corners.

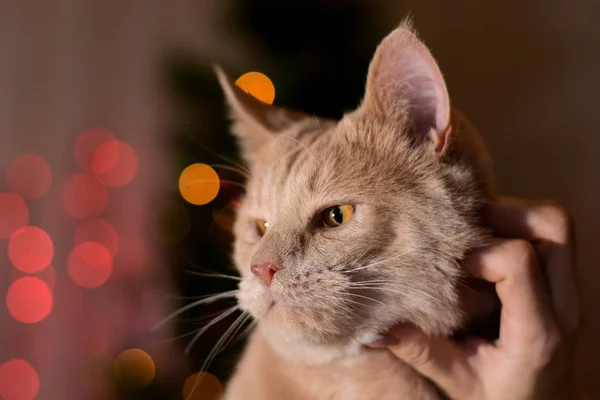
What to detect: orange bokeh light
<box><xmin>114</xmin><ymin>349</ymin><xmax>155</xmax><ymax>389</ymax></box>
<box><xmin>235</xmin><ymin>72</ymin><xmax>275</xmax><ymax>105</ymax></box>
<box><xmin>0</xmin><ymin>192</ymin><xmax>29</xmax><ymax>239</ymax></box>
<box><xmin>93</xmin><ymin>140</ymin><xmax>139</xmax><ymax>188</ymax></box>
<box><xmin>74</xmin><ymin>218</ymin><xmax>119</xmax><ymax>256</ymax></box>
<box><xmin>6</xmin><ymin>153</ymin><xmax>52</xmax><ymax>200</ymax></box>
<box><xmin>74</xmin><ymin>126</ymin><xmax>116</xmax><ymax>171</ymax></box>
<box><xmin>182</xmin><ymin>372</ymin><xmax>222</xmax><ymax>400</ymax></box>
<box><xmin>62</xmin><ymin>173</ymin><xmax>108</xmax><ymax>219</ymax></box>
<box><xmin>12</xmin><ymin>264</ymin><xmax>56</xmax><ymax>291</ymax></box>
<box><xmin>68</xmin><ymin>242</ymin><xmax>113</xmax><ymax>288</ymax></box>
<box><xmin>179</xmin><ymin>163</ymin><xmax>220</xmax><ymax>206</ymax></box>
<box><xmin>6</xmin><ymin>277</ymin><xmax>53</xmax><ymax>324</ymax></box>
<box><xmin>8</xmin><ymin>226</ymin><xmax>53</xmax><ymax>273</ymax></box>
<box><xmin>0</xmin><ymin>359</ymin><xmax>40</xmax><ymax>400</ymax></box>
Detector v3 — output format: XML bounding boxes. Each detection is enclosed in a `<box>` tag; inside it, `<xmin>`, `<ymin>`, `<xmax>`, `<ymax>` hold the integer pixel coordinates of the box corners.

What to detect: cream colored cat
<box><xmin>216</xmin><ymin>21</ymin><xmax>498</xmax><ymax>400</ymax></box>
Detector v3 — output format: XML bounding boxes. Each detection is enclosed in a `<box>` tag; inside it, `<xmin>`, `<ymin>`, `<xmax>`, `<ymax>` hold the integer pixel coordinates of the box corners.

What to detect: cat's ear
<box><xmin>215</xmin><ymin>66</ymin><xmax>309</xmax><ymax>164</ymax></box>
<box><xmin>361</xmin><ymin>21</ymin><xmax>451</xmax><ymax>153</ymax></box>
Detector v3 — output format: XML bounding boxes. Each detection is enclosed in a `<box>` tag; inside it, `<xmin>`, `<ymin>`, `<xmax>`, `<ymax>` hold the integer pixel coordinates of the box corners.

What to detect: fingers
<box><xmin>486</xmin><ymin>197</ymin><xmax>579</xmax><ymax>333</ymax></box>
<box><xmin>465</xmin><ymin>239</ymin><xmax>560</xmax><ymax>359</ymax></box>
<box><xmin>387</xmin><ymin>324</ymin><xmax>476</xmax><ymax>399</ymax></box>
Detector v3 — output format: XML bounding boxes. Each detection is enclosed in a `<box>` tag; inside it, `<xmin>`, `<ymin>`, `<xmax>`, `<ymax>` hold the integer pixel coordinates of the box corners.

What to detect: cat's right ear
<box><xmin>215</xmin><ymin>66</ymin><xmax>308</xmax><ymax>165</ymax></box>
<box><xmin>359</xmin><ymin>22</ymin><xmax>452</xmax><ymax>154</ymax></box>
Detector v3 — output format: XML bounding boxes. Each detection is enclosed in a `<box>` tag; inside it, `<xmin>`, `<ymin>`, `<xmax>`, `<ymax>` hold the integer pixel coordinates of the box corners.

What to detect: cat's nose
<box><xmin>250</xmin><ymin>262</ymin><xmax>278</xmax><ymax>287</ymax></box>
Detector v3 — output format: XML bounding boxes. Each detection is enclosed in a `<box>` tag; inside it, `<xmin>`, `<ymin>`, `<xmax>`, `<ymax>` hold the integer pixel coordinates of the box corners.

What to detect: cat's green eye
<box><xmin>256</xmin><ymin>219</ymin><xmax>269</xmax><ymax>236</ymax></box>
<box><xmin>322</xmin><ymin>205</ymin><xmax>356</xmax><ymax>227</ymax></box>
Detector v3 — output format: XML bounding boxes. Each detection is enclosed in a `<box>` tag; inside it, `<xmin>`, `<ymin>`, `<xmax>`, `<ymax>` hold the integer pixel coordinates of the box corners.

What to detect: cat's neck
<box><xmin>258</xmin><ymin>325</ymin><xmax>365</xmax><ymax>366</ymax></box>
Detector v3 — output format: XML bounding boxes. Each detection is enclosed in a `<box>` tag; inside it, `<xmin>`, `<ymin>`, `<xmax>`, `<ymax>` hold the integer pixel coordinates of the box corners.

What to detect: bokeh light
<box><xmin>12</xmin><ymin>264</ymin><xmax>56</xmax><ymax>291</ymax></box>
<box><xmin>74</xmin><ymin>126</ymin><xmax>116</xmax><ymax>171</ymax></box>
<box><xmin>6</xmin><ymin>277</ymin><xmax>53</xmax><ymax>324</ymax></box>
<box><xmin>0</xmin><ymin>192</ymin><xmax>29</xmax><ymax>239</ymax></box>
<box><xmin>179</xmin><ymin>164</ymin><xmax>220</xmax><ymax>206</ymax></box>
<box><xmin>68</xmin><ymin>242</ymin><xmax>113</xmax><ymax>289</ymax></box>
<box><xmin>0</xmin><ymin>359</ymin><xmax>40</xmax><ymax>400</ymax></box>
<box><xmin>6</xmin><ymin>153</ymin><xmax>52</xmax><ymax>200</ymax></box>
<box><xmin>212</xmin><ymin>208</ymin><xmax>235</xmax><ymax>232</ymax></box>
<box><xmin>114</xmin><ymin>349</ymin><xmax>155</xmax><ymax>389</ymax></box>
<box><xmin>92</xmin><ymin>140</ymin><xmax>139</xmax><ymax>188</ymax></box>
<box><xmin>235</xmin><ymin>72</ymin><xmax>275</xmax><ymax>105</ymax></box>
<box><xmin>182</xmin><ymin>372</ymin><xmax>222</xmax><ymax>400</ymax></box>
<box><xmin>150</xmin><ymin>201</ymin><xmax>191</xmax><ymax>244</ymax></box>
<box><xmin>62</xmin><ymin>173</ymin><xmax>108</xmax><ymax>219</ymax></box>
<box><xmin>74</xmin><ymin>219</ymin><xmax>119</xmax><ymax>256</ymax></box>
<box><xmin>8</xmin><ymin>226</ymin><xmax>53</xmax><ymax>273</ymax></box>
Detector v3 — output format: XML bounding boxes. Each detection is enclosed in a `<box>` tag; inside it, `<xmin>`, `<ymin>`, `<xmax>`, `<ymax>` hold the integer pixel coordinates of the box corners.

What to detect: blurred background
<box><xmin>0</xmin><ymin>1</ymin><xmax>598</xmax><ymax>399</ymax></box>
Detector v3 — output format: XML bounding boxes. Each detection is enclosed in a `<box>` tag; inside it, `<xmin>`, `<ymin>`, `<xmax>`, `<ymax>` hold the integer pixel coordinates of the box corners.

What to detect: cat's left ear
<box><xmin>360</xmin><ymin>22</ymin><xmax>451</xmax><ymax>154</ymax></box>
<box><xmin>215</xmin><ymin>66</ymin><xmax>311</xmax><ymax>164</ymax></box>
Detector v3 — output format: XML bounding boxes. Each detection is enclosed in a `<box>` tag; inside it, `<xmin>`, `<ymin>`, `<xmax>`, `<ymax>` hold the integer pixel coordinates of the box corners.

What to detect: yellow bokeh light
<box><xmin>179</xmin><ymin>164</ymin><xmax>220</xmax><ymax>206</ymax></box>
<box><xmin>235</xmin><ymin>72</ymin><xmax>275</xmax><ymax>105</ymax></box>
<box><xmin>182</xmin><ymin>372</ymin><xmax>222</xmax><ymax>400</ymax></box>
<box><xmin>114</xmin><ymin>348</ymin><xmax>155</xmax><ymax>389</ymax></box>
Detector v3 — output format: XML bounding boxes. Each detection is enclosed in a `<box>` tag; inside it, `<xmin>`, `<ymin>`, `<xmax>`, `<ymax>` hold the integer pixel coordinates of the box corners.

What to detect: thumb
<box><xmin>386</xmin><ymin>324</ymin><xmax>476</xmax><ymax>399</ymax></box>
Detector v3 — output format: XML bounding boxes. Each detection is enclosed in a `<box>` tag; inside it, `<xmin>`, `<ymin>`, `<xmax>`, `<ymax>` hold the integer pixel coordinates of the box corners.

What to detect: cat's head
<box><xmin>217</xmin><ymin>22</ymin><xmax>496</xmax><ymax>351</ymax></box>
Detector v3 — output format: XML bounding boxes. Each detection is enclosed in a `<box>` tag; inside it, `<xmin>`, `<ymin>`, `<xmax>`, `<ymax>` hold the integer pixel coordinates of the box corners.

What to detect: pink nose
<box><xmin>250</xmin><ymin>262</ymin><xmax>278</xmax><ymax>286</ymax></box>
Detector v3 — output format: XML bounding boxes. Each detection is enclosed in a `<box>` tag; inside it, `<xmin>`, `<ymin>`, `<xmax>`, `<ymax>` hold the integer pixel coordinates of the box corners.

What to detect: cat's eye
<box><xmin>256</xmin><ymin>219</ymin><xmax>269</xmax><ymax>236</ymax></box>
<box><xmin>322</xmin><ymin>205</ymin><xmax>356</xmax><ymax>227</ymax></box>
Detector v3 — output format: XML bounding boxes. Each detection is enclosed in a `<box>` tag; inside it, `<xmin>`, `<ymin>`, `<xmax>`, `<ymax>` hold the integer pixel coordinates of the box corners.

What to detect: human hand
<box><xmin>385</xmin><ymin>197</ymin><xmax>580</xmax><ymax>400</ymax></box>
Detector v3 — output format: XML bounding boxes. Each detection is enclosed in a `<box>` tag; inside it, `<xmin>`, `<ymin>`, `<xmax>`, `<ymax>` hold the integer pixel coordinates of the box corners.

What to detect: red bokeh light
<box><xmin>0</xmin><ymin>192</ymin><xmax>29</xmax><ymax>239</ymax></box>
<box><xmin>0</xmin><ymin>359</ymin><xmax>40</xmax><ymax>400</ymax></box>
<box><xmin>62</xmin><ymin>173</ymin><xmax>108</xmax><ymax>219</ymax></box>
<box><xmin>6</xmin><ymin>277</ymin><xmax>53</xmax><ymax>324</ymax></box>
<box><xmin>8</xmin><ymin>226</ymin><xmax>53</xmax><ymax>273</ymax></box>
<box><xmin>74</xmin><ymin>127</ymin><xmax>116</xmax><ymax>171</ymax></box>
<box><xmin>93</xmin><ymin>140</ymin><xmax>139</xmax><ymax>187</ymax></box>
<box><xmin>74</xmin><ymin>219</ymin><xmax>119</xmax><ymax>256</ymax></box>
<box><xmin>68</xmin><ymin>242</ymin><xmax>113</xmax><ymax>288</ymax></box>
<box><xmin>6</xmin><ymin>153</ymin><xmax>52</xmax><ymax>200</ymax></box>
<box><xmin>12</xmin><ymin>264</ymin><xmax>57</xmax><ymax>291</ymax></box>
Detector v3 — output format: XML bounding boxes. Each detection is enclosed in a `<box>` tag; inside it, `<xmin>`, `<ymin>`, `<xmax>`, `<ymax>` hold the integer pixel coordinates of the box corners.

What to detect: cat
<box><xmin>215</xmin><ymin>21</ymin><xmax>499</xmax><ymax>400</ymax></box>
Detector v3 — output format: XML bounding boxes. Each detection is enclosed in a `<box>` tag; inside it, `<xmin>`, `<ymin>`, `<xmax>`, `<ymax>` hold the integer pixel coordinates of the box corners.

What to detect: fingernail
<box><xmin>365</xmin><ymin>334</ymin><xmax>399</xmax><ymax>348</ymax></box>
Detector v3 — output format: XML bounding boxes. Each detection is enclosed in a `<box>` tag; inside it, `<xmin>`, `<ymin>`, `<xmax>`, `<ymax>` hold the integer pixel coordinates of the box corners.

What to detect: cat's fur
<box><xmin>217</xmin><ymin>22</ymin><xmax>498</xmax><ymax>400</ymax></box>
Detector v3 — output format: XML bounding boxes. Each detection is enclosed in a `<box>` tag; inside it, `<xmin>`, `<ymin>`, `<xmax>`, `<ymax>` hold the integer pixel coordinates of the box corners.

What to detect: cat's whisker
<box><xmin>179</xmin><ymin>253</ymin><xmax>241</xmax><ymax>281</ymax></box>
<box><xmin>186</xmin><ymin>137</ymin><xmax>249</xmax><ymax>174</ymax></box>
<box><xmin>344</xmin><ymin>250</ymin><xmax>411</xmax><ymax>274</ymax></box>
<box><xmin>277</xmin><ymin>132</ymin><xmax>317</xmax><ymax>164</ymax></box>
<box><xmin>154</xmin><ymin>289</ymin><xmax>233</xmax><ymax>301</ymax></box>
<box><xmin>185</xmin><ymin>178</ymin><xmax>246</xmax><ymax>190</ymax></box>
<box><xmin>210</xmin><ymin>163</ymin><xmax>250</xmax><ymax>179</ymax></box>
<box><xmin>142</xmin><ymin>327</ymin><xmax>204</xmax><ymax>346</ymax></box>
<box><xmin>228</xmin><ymin>318</ymin><xmax>257</xmax><ymax>348</ymax></box>
<box><xmin>342</xmin><ymin>291</ymin><xmax>388</xmax><ymax>307</ymax></box>
<box><xmin>151</xmin><ymin>290</ymin><xmax>239</xmax><ymax>331</ymax></box>
<box><xmin>352</xmin><ymin>284</ymin><xmax>457</xmax><ymax>310</ymax></box>
<box><xmin>186</xmin><ymin>311</ymin><xmax>252</xmax><ymax>400</ymax></box>
<box><xmin>184</xmin><ymin>270</ymin><xmax>242</xmax><ymax>281</ymax></box>
<box><xmin>311</xmin><ymin>292</ymin><xmax>366</xmax><ymax>311</ymax></box>
<box><xmin>185</xmin><ymin>306</ymin><xmax>240</xmax><ymax>354</ymax></box>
